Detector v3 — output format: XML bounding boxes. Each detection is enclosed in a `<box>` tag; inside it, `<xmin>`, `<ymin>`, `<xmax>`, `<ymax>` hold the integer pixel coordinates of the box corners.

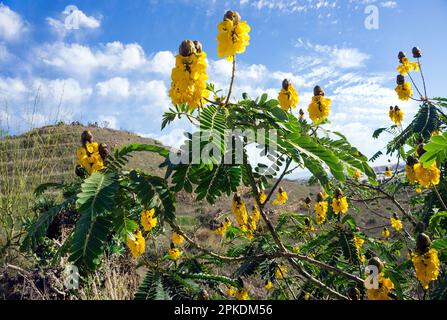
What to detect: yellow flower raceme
<box><xmin>384</xmin><ymin>166</ymin><xmax>393</xmax><ymax>178</ymax></box>
<box><xmin>332</xmin><ymin>190</ymin><xmax>348</xmax><ymax>215</ymax></box>
<box><xmin>390</xmin><ymin>216</ymin><xmax>403</xmax><ymax>231</ymax></box>
<box><xmin>275</xmin><ymin>264</ymin><xmax>287</xmax><ymax>280</ymax></box>
<box><xmin>388</xmin><ymin>106</ymin><xmax>404</xmax><ymax>125</ymax></box>
<box><xmin>395</xmin><ymin>82</ymin><xmax>413</xmax><ymax>101</ymax></box>
<box><xmin>258</xmin><ymin>191</ymin><xmax>267</xmax><ymax>204</ymax></box>
<box><xmin>367</xmin><ymin>273</ymin><xmax>394</xmax><ymax>300</ymax></box>
<box><xmin>278</xmin><ymin>79</ymin><xmax>299</xmax><ymax>111</ymax></box>
<box><xmin>217</xmin><ymin>11</ymin><xmax>250</xmax><ymax>60</ymax></box>
<box><xmin>272</xmin><ymin>188</ymin><xmax>288</xmax><ymax>205</ymax></box>
<box><xmin>314</xmin><ymin>201</ymin><xmax>328</xmax><ymax>225</ymax></box>
<box><xmin>172</xmin><ymin>231</ymin><xmax>184</xmax><ymax>245</ymax></box>
<box><xmin>215</xmin><ymin>218</ymin><xmax>232</xmax><ymax>236</ymax></box>
<box><xmin>77</xmin><ymin>136</ymin><xmax>105</xmax><ymax>174</ymax></box>
<box><xmin>169</xmin><ymin>40</ymin><xmax>209</xmax><ymax>109</ymax></box>
<box><xmin>127</xmin><ymin>230</ymin><xmax>145</xmax><ymax>258</ymax></box>
<box><xmin>382</xmin><ymin>227</ymin><xmax>390</xmax><ymax>238</ymax></box>
<box><xmin>353</xmin><ymin>235</ymin><xmax>365</xmax><ymax>263</ymax></box>
<box><xmin>264</xmin><ymin>280</ymin><xmax>273</xmax><ymax>290</ymax></box>
<box><xmin>232</xmin><ymin>194</ymin><xmax>248</xmax><ymax>227</ymax></box>
<box><xmin>236</xmin><ymin>288</ymin><xmax>250</xmax><ymax>300</ymax></box>
<box><xmin>413</xmin><ymin>162</ymin><xmax>441</xmax><ymax>188</ymax></box>
<box><xmin>141</xmin><ymin>209</ymin><xmax>157</xmax><ymax>231</ymax></box>
<box><xmin>307</xmin><ymin>95</ymin><xmax>331</xmax><ymax>123</ymax></box>
<box><xmin>412</xmin><ymin>248</ymin><xmax>440</xmax><ymax>289</ymax></box>
<box><xmin>168</xmin><ymin>247</ymin><xmax>182</xmax><ymax>260</ymax></box>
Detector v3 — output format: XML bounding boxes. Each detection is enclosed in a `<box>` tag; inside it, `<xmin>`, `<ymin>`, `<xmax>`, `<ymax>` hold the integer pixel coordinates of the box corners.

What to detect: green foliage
<box><xmin>419</xmin><ymin>132</ymin><xmax>447</xmax><ymax>167</ymax></box>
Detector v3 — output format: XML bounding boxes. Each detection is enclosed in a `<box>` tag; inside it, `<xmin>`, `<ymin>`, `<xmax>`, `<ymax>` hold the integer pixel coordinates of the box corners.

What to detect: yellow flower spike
<box><xmin>412</xmin><ymin>234</ymin><xmax>440</xmax><ymax>289</ymax></box>
<box><xmin>250</xmin><ymin>206</ymin><xmax>261</xmax><ymax>224</ymax></box>
<box><xmin>272</xmin><ymin>187</ymin><xmax>288</xmax><ymax>205</ymax></box>
<box><xmin>171</xmin><ymin>231</ymin><xmax>184</xmax><ymax>245</ymax></box>
<box><xmin>278</xmin><ymin>79</ymin><xmax>299</xmax><ymax>111</ymax></box>
<box><xmin>405</xmin><ymin>156</ymin><xmax>418</xmax><ymax>184</ymax></box>
<box><xmin>169</xmin><ymin>40</ymin><xmax>209</xmax><ymax>109</ymax></box>
<box><xmin>236</xmin><ymin>288</ymin><xmax>250</xmax><ymax>300</ymax></box>
<box><xmin>389</xmin><ymin>106</ymin><xmax>404</xmax><ymax>125</ymax></box>
<box><xmin>127</xmin><ymin>230</ymin><xmax>146</xmax><ymax>258</ymax></box>
<box><xmin>390</xmin><ymin>215</ymin><xmax>403</xmax><ymax>231</ymax></box>
<box><xmin>264</xmin><ymin>280</ymin><xmax>273</xmax><ymax>290</ymax></box>
<box><xmin>314</xmin><ymin>201</ymin><xmax>328</xmax><ymax>225</ymax></box>
<box><xmin>331</xmin><ymin>189</ymin><xmax>349</xmax><ymax>215</ymax></box>
<box><xmin>367</xmin><ymin>272</ymin><xmax>394</xmax><ymax>300</ymax></box>
<box><xmin>258</xmin><ymin>190</ymin><xmax>267</xmax><ymax>204</ymax></box>
<box><xmin>215</xmin><ymin>217</ymin><xmax>232</xmax><ymax>236</ymax></box>
<box><xmin>232</xmin><ymin>193</ymin><xmax>248</xmax><ymax>227</ymax></box>
<box><xmin>227</xmin><ymin>286</ymin><xmax>237</xmax><ymax>297</ymax></box>
<box><xmin>168</xmin><ymin>246</ymin><xmax>182</xmax><ymax>260</ymax></box>
<box><xmin>216</xmin><ymin>11</ymin><xmax>250</xmax><ymax>61</ymax></box>
<box><xmin>308</xmin><ymin>85</ymin><xmax>331</xmax><ymax>123</ymax></box>
<box><xmin>353</xmin><ymin>235</ymin><xmax>365</xmax><ymax>262</ymax></box>
<box><xmin>382</xmin><ymin>227</ymin><xmax>390</xmax><ymax>238</ymax></box>
<box><xmin>275</xmin><ymin>264</ymin><xmax>287</xmax><ymax>280</ymax></box>
<box><xmin>384</xmin><ymin>166</ymin><xmax>393</xmax><ymax>178</ymax></box>
<box><xmin>395</xmin><ymin>75</ymin><xmax>413</xmax><ymax>101</ymax></box>
<box><xmin>141</xmin><ymin>209</ymin><xmax>157</xmax><ymax>231</ymax></box>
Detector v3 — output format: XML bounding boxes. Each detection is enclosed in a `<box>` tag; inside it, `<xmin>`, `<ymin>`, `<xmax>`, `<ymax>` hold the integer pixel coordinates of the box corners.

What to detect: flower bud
<box><xmin>394</xmin><ymin>105</ymin><xmax>400</xmax><ymax>112</ymax></box>
<box><xmin>389</xmin><ymin>106</ymin><xmax>394</xmax><ymax>112</ymax></box>
<box><xmin>396</xmin><ymin>75</ymin><xmax>405</xmax><ymax>85</ymax></box>
<box><xmin>416</xmin><ymin>143</ymin><xmax>426</xmax><ymax>158</ymax></box>
<box><xmin>412</xmin><ymin>47</ymin><xmax>422</xmax><ymax>58</ymax></box>
<box><xmin>299</xmin><ymin>108</ymin><xmax>305</xmax><ymax>117</ymax></box>
<box><xmin>305</xmin><ymin>196</ymin><xmax>311</xmax><ymax>205</ymax></box>
<box><xmin>194</xmin><ymin>40</ymin><xmax>203</xmax><ymax>53</ymax></box>
<box><xmin>334</xmin><ymin>188</ymin><xmax>343</xmax><ymax>199</ymax></box>
<box><xmin>81</xmin><ymin>130</ymin><xmax>93</xmax><ymax>145</ymax></box>
<box><xmin>416</xmin><ymin>233</ymin><xmax>431</xmax><ymax>254</ymax></box>
<box><xmin>179</xmin><ymin>40</ymin><xmax>196</xmax><ymax>57</ymax></box>
<box><xmin>406</xmin><ymin>155</ymin><xmax>418</xmax><ymax>166</ymax></box>
<box><xmin>368</xmin><ymin>257</ymin><xmax>384</xmax><ymax>273</ymax></box>
<box><xmin>99</xmin><ymin>143</ymin><xmax>109</xmax><ymax>159</ymax></box>
<box><xmin>75</xmin><ymin>165</ymin><xmax>85</xmax><ymax>178</ymax></box>
<box><xmin>313</xmin><ymin>85</ymin><xmax>325</xmax><ymax>96</ymax></box>
<box><xmin>398</xmin><ymin>51</ymin><xmax>406</xmax><ymax>62</ymax></box>
<box><xmin>278</xmin><ymin>187</ymin><xmax>284</xmax><ymax>194</ymax></box>
<box><xmin>233</xmin><ymin>193</ymin><xmax>242</xmax><ymax>204</ymax></box>
<box><xmin>316</xmin><ymin>192</ymin><xmax>325</xmax><ymax>202</ymax></box>
<box><xmin>282</xmin><ymin>79</ymin><xmax>291</xmax><ymax>90</ymax></box>
<box><xmin>223</xmin><ymin>10</ymin><xmax>241</xmax><ymax>24</ymax></box>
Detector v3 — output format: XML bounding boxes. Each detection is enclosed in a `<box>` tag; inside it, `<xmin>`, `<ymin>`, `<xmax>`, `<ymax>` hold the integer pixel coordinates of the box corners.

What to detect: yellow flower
<box><xmin>307</xmin><ymin>95</ymin><xmax>331</xmax><ymax>123</ymax></box>
<box><xmin>275</xmin><ymin>264</ymin><xmax>287</xmax><ymax>280</ymax></box>
<box><xmin>384</xmin><ymin>166</ymin><xmax>393</xmax><ymax>178</ymax></box>
<box><xmin>85</xmin><ymin>141</ymin><xmax>99</xmax><ymax>154</ymax></box>
<box><xmin>432</xmin><ymin>130</ymin><xmax>441</xmax><ymax>136</ymax></box>
<box><xmin>127</xmin><ymin>230</ymin><xmax>145</xmax><ymax>258</ymax></box>
<box><xmin>292</xmin><ymin>246</ymin><xmax>300</xmax><ymax>253</ymax></box>
<box><xmin>415</xmin><ymin>187</ymin><xmax>422</xmax><ymax>194</ymax></box>
<box><xmin>172</xmin><ymin>231</ymin><xmax>184</xmax><ymax>245</ymax></box>
<box><xmin>367</xmin><ymin>273</ymin><xmax>394</xmax><ymax>300</ymax></box>
<box><xmin>236</xmin><ymin>288</ymin><xmax>250</xmax><ymax>300</ymax></box>
<box><xmin>382</xmin><ymin>227</ymin><xmax>390</xmax><ymax>238</ymax></box>
<box><xmin>412</xmin><ymin>248</ymin><xmax>440</xmax><ymax>289</ymax></box>
<box><xmin>413</xmin><ymin>162</ymin><xmax>441</xmax><ymax>188</ymax></box>
<box><xmin>227</xmin><ymin>286</ymin><xmax>237</xmax><ymax>297</ymax></box>
<box><xmin>272</xmin><ymin>188</ymin><xmax>288</xmax><ymax>205</ymax></box>
<box><xmin>264</xmin><ymin>280</ymin><xmax>273</xmax><ymax>290</ymax></box>
<box><xmin>390</xmin><ymin>217</ymin><xmax>403</xmax><ymax>231</ymax></box>
<box><xmin>141</xmin><ymin>209</ymin><xmax>157</xmax><ymax>231</ymax></box>
<box><xmin>215</xmin><ymin>218</ymin><xmax>232</xmax><ymax>236</ymax></box>
<box><xmin>232</xmin><ymin>194</ymin><xmax>248</xmax><ymax>227</ymax></box>
<box><xmin>397</xmin><ymin>56</ymin><xmax>419</xmax><ymax>76</ymax></box>
<box><xmin>304</xmin><ymin>292</ymin><xmax>310</xmax><ymax>300</ymax></box>
<box><xmin>169</xmin><ymin>40</ymin><xmax>209</xmax><ymax>109</ymax></box>
<box><xmin>405</xmin><ymin>164</ymin><xmax>417</xmax><ymax>184</ymax></box>
<box><xmin>217</xmin><ymin>11</ymin><xmax>250</xmax><ymax>60</ymax></box>
<box><xmin>314</xmin><ymin>201</ymin><xmax>328</xmax><ymax>225</ymax></box>
<box><xmin>353</xmin><ymin>170</ymin><xmax>362</xmax><ymax>180</ymax></box>
<box><xmin>388</xmin><ymin>106</ymin><xmax>404</xmax><ymax>125</ymax></box>
<box><xmin>395</xmin><ymin>82</ymin><xmax>413</xmax><ymax>101</ymax></box>
<box><xmin>168</xmin><ymin>247</ymin><xmax>182</xmax><ymax>260</ymax></box>
<box><xmin>354</xmin><ymin>235</ymin><xmax>365</xmax><ymax>263</ymax></box>
<box><xmin>258</xmin><ymin>191</ymin><xmax>267</xmax><ymax>204</ymax></box>
<box><xmin>332</xmin><ymin>191</ymin><xmax>349</xmax><ymax>215</ymax></box>
<box><xmin>278</xmin><ymin>80</ymin><xmax>299</xmax><ymax>111</ymax></box>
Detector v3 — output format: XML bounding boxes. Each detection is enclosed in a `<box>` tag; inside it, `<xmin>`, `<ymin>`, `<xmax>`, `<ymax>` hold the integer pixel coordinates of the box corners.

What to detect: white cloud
<box><xmin>46</xmin><ymin>5</ymin><xmax>100</xmax><ymax>38</ymax></box>
<box><xmin>240</xmin><ymin>0</ymin><xmax>337</xmax><ymax>13</ymax></box>
<box><xmin>96</xmin><ymin>77</ymin><xmax>130</xmax><ymax>98</ymax></box>
<box><xmin>0</xmin><ymin>3</ymin><xmax>27</xmax><ymax>41</ymax></box>
<box><xmin>380</xmin><ymin>1</ymin><xmax>397</xmax><ymax>9</ymax></box>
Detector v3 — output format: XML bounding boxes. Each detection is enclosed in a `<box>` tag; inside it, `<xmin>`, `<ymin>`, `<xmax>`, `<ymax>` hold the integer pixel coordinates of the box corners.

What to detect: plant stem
<box><xmin>433</xmin><ymin>185</ymin><xmax>447</xmax><ymax>211</ymax></box>
<box><xmin>417</xmin><ymin>58</ymin><xmax>428</xmax><ymax>98</ymax></box>
<box><xmin>225</xmin><ymin>57</ymin><xmax>236</xmax><ymax>107</ymax></box>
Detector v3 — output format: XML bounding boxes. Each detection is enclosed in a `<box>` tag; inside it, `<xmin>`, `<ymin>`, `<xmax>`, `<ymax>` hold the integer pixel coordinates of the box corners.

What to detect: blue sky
<box><xmin>1</xmin><ymin>0</ymin><xmax>447</xmax><ymax>166</ymax></box>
